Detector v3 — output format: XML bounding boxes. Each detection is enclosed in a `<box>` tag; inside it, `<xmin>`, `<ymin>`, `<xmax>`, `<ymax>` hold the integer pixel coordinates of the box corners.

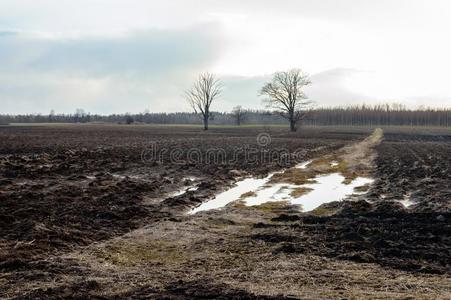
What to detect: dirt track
<box><xmin>0</xmin><ymin>125</ymin><xmax>450</xmax><ymax>299</ymax></box>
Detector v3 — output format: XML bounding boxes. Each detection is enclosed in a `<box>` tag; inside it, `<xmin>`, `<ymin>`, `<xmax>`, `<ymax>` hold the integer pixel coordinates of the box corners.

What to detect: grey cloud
<box><xmin>0</xmin><ymin>25</ymin><xmax>225</xmax><ymax>114</ymax></box>
<box><xmin>0</xmin><ymin>25</ymin><xmax>223</xmax><ymax>76</ymax></box>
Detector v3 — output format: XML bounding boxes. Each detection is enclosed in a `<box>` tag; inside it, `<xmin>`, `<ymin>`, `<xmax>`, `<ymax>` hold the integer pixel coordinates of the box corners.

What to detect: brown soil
<box><xmin>0</xmin><ymin>124</ymin><xmax>450</xmax><ymax>299</ymax></box>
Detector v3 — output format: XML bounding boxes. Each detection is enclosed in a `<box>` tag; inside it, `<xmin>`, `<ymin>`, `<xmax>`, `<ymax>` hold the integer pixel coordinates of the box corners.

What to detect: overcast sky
<box><xmin>1</xmin><ymin>0</ymin><xmax>450</xmax><ymax>114</ymax></box>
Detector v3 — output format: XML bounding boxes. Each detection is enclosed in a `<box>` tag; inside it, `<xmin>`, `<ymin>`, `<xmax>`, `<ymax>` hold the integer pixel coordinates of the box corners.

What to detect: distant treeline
<box><xmin>1</xmin><ymin>105</ymin><xmax>451</xmax><ymax>127</ymax></box>
<box><xmin>310</xmin><ymin>105</ymin><xmax>451</xmax><ymax>127</ymax></box>
<box><xmin>0</xmin><ymin>110</ymin><xmax>284</xmax><ymax>125</ymax></box>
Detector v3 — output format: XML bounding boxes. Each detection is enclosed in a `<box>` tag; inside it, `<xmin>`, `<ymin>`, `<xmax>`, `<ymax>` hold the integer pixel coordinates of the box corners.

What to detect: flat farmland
<box><xmin>0</xmin><ymin>124</ymin><xmax>449</xmax><ymax>299</ymax></box>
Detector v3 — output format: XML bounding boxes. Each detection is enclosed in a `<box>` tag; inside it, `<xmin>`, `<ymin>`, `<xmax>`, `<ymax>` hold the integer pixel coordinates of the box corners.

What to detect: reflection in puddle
<box><xmin>400</xmin><ymin>199</ymin><xmax>414</xmax><ymax>208</ymax></box>
<box><xmin>170</xmin><ymin>177</ymin><xmax>199</xmax><ymax>197</ymax></box>
<box><xmin>190</xmin><ymin>162</ymin><xmax>373</xmax><ymax>214</ymax></box>
<box><xmin>172</xmin><ymin>188</ymin><xmax>189</xmax><ymax>197</ymax></box>
<box><xmin>244</xmin><ymin>174</ymin><xmax>373</xmax><ymax>211</ymax></box>
<box><xmin>330</xmin><ymin>161</ymin><xmax>339</xmax><ymax>167</ymax></box>
<box><xmin>171</xmin><ymin>185</ymin><xmax>199</xmax><ymax>197</ymax></box>
<box><xmin>295</xmin><ymin>160</ymin><xmax>312</xmax><ymax>169</ymax></box>
<box><xmin>400</xmin><ymin>193</ymin><xmax>415</xmax><ymax>208</ymax></box>
<box><xmin>189</xmin><ymin>177</ymin><xmax>269</xmax><ymax>214</ymax></box>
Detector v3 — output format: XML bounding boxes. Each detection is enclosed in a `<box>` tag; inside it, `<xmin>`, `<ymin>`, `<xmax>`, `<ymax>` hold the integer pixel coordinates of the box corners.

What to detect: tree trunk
<box><xmin>203</xmin><ymin>114</ymin><xmax>209</xmax><ymax>130</ymax></box>
<box><xmin>289</xmin><ymin>119</ymin><xmax>297</xmax><ymax>132</ymax></box>
<box><xmin>289</xmin><ymin>111</ymin><xmax>297</xmax><ymax>132</ymax></box>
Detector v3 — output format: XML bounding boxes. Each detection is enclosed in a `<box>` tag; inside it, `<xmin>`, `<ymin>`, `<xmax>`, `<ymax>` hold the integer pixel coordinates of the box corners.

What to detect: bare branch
<box><xmin>185</xmin><ymin>72</ymin><xmax>222</xmax><ymax>130</ymax></box>
<box><xmin>231</xmin><ymin>105</ymin><xmax>247</xmax><ymax>126</ymax></box>
<box><xmin>259</xmin><ymin>68</ymin><xmax>313</xmax><ymax>131</ymax></box>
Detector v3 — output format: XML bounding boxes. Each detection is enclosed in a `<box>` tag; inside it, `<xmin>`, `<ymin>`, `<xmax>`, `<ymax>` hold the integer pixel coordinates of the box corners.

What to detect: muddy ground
<box><xmin>0</xmin><ymin>124</ymin><xmax>449</xmax><ymax>299</ymax></box>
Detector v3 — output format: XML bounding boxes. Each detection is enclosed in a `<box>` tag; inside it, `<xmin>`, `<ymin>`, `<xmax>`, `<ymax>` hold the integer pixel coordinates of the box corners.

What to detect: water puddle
<box><xmin>330</xmin><ymin>161</ymin><xmax>339</xmax><ymax>167</ymax></box>
<box><xmin>189</xmin><ymin>128</ymin><xmax>384</xmax><ymax>215</ymax></box>
<box><xmin>295</xmin><ymin>160</ymin><xmax>312</xmax><ymax>169</ymax></box>
<box><xmin>190</xmin><ymin>162</ymin><xmax>373</xmax><ymax>214</ymax></box>
<box><xmin>169</xmin><ymin>177</ymin><xmax>199</xmax><ymax>197</ymax></box>
<box><xmin>171</xmin><ymin>185</ymin><xmax>198</xmax><ymax>197</ymax></box>
<box><xmin>400</xmin><ymin>193</ymin><xmax>415</xmax><ymax>208</ymax></box>
<box><xmin>189</xmin><ymin>177</ymin><xmax>269</xmax><ymax>214</ymax></box>
<box><xmin>244</xmin><ymin>174</ymin><xmax>373</xmax><ymax>211</ymax></box>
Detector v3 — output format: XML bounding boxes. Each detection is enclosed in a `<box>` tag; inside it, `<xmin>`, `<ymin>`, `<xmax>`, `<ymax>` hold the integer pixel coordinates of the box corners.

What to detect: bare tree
<box><xmin>185</xmin><ymin>72</ymin><xmax>222</xmax><ymax>130</ymax></box>
<box><xmin>260</xmin><ymin>69</ymin><xmax>313</xmax><ymax>132</ymax></box>
<box><xmin>74</xmin><ymin>108</ymin><xmax>86</xmax><ymax>123</ymax></box>
<box><xmin>3</xmin><ymin>106</ymin><xmax>451</xmax><ymax>127</ymax></box>
<box><xmin>231</xmin><ymin>105</ymin><xmax>246</xmax><ymax>126</ymax></box>
<box><xmin>48</xmin><ymin>109</ymin><xmax>55</xmax><ymax>122</ymax></box>
<box><xmin>125</xmin><ymin>113</ymin><xmax>134</xmax><ymax>124</ymax></box>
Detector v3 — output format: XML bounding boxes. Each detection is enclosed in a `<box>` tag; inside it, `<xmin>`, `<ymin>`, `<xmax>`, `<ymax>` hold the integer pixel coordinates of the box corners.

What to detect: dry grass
<box><xmin>310</xmin><ymin>205</ymin><xmax>341</xmax><ymax>216</ymax></box>
<box><xmin>239</xmin><ymin>191</ymin><xmax>257</xmax><ymax>199</ymax></box>
<box><xmin>290</xmin><ymin>187</ymin><xmax>313</xmax><ymax>198</ymax></box>
<box><xmin>269</xmin><ymin>168</ymin><xmax>317</xmax><ymax>185</ymax></box>
<box><xmin>57</xmin><ymin>207</ymin><xmax>451</xmax><ymax>299</ymax></box>
<box><xmin>252</xmin><ymin>201</ymin><xmax>292</xmax><ymax>212</ymax></box>
<box><xmin>270</xmin><ymin>128</ymin><xmax>383</xmax><ymax>187</ymax></box>
<box><xmin>91</xmin><ymin>240</ymin><xmax>189</xmax><ymax>266</ymax></box>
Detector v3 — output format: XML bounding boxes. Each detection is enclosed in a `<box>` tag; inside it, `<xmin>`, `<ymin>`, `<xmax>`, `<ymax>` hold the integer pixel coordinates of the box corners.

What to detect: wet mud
<box><xmin>0</xmin><ymin>125</ymin><xmax>450</xmax><ymax>299</ymax></box>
